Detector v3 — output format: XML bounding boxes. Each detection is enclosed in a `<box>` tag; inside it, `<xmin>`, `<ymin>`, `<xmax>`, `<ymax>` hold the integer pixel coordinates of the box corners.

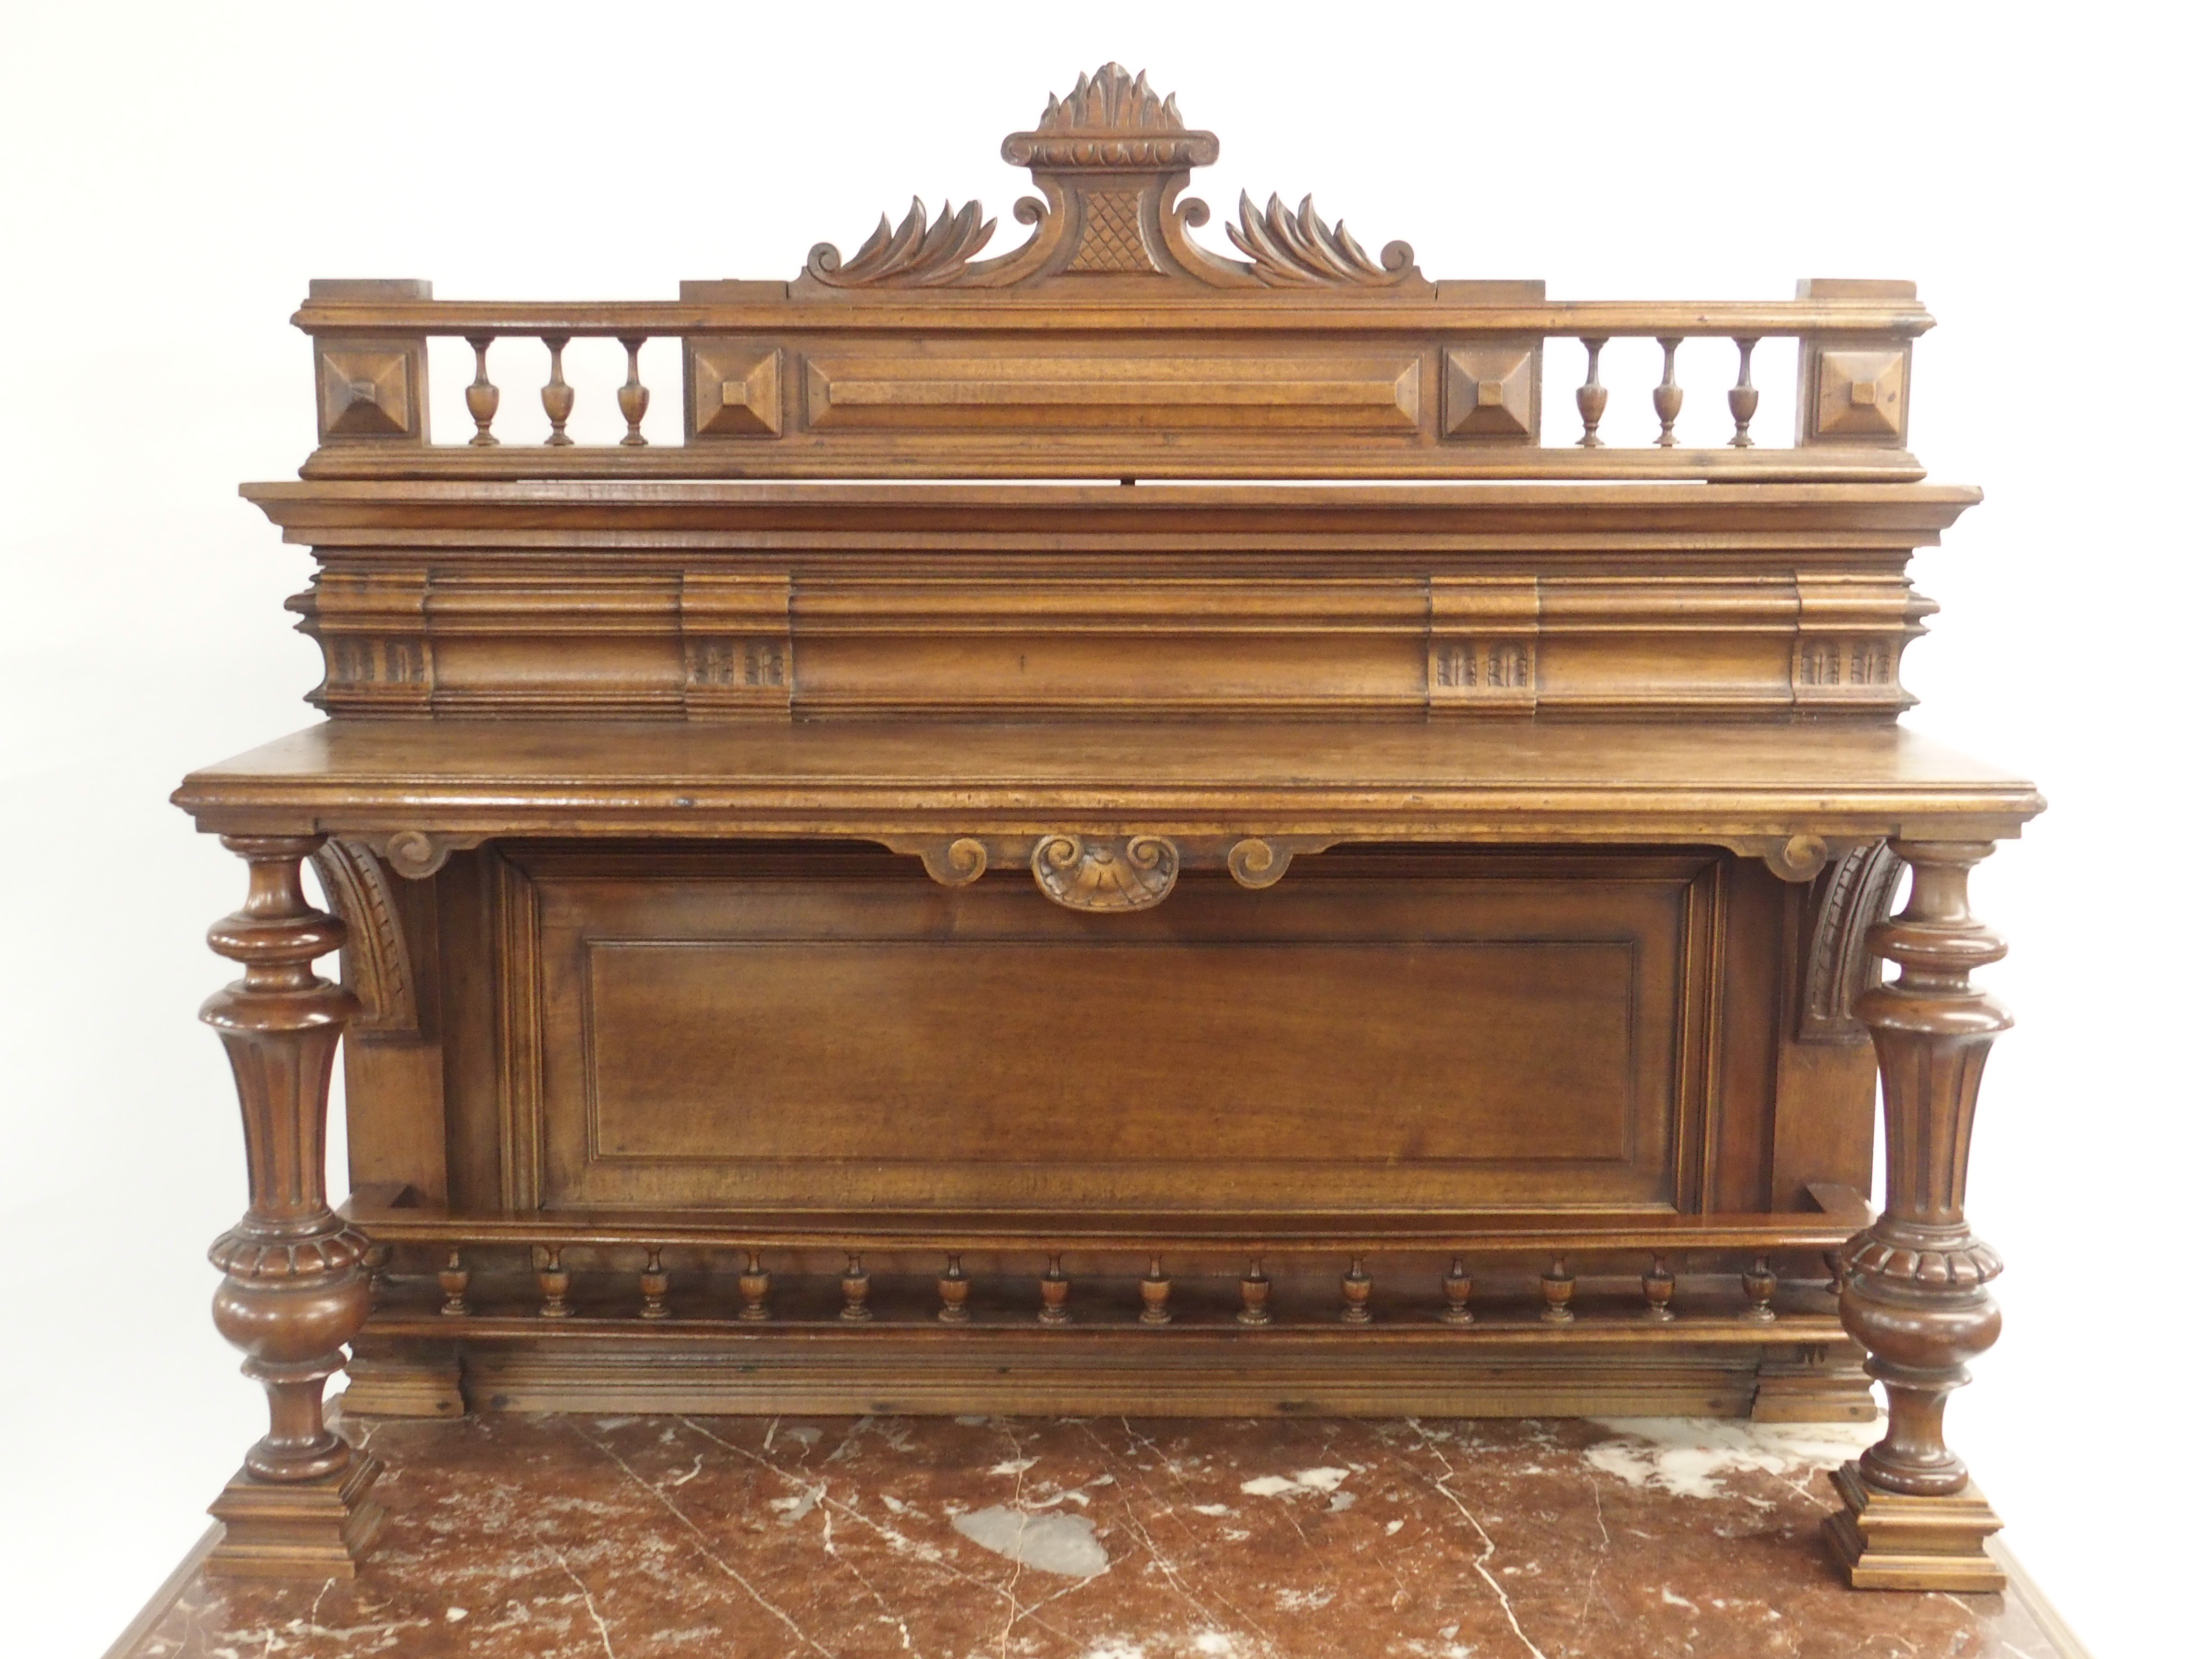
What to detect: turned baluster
<box><xmin>540</xmin><ymin>335</ymin><xmax>575</xmax><ymax>447</ymax></box>
<box><xmin>1728</xmin><ymin>337</ymin><xmax>1759</xmax><ymax>447</ymax></box>
<box><xmin>464</xmin><ymin>334</ymin><xmax>500</xmax><ymax>445</ymax></box>
<box><xmin>938</xmin><ymin>1254</ymin><xmax>971</xmax><ymax>1323</ymax></box>
<box><xmin>1839</xmin><ymin>842</ymin><xmax>2011</xmax><ymax>1501</ymax></box>
<box><xmin>737</xmin><ymin>1250</ymin><xmax>771</xmax><ymax>1322</ymax></box>
<box><xmin>840</xmin><ymin>1252</ymin><xmax>872</xmax><ymax>1322</ymax></box>
<box><xmin>1642</xmin><ymin>1254</ymin><xmax>1677</xmax><ymax>1322</ymax></box>
<box><xmin>1039</xmin><ymin>1254</ymin><xmax>1072</xmax><ymax>1326</ymax></box>
<box><xmin>1439</xmin><ymin>1256</ymin><xmax>1474</xmax><ymax>1326</ymax></box>
<box><xmin>1139</xmin><ymin>1256</ymin><xmax>1172</xmax><ymax>1326</ymax></box>
<box><xmin>617</xmin><ymin>335</ymin><xmax>650</xmax><ymax>445</ymax></box>
<box><xmin>1340</xmin><ymin>1256</ymin><xmax>1373</xmax><ymax>1326</ymax></box>
<box><xmin>438</xmin><ymin>1248</ymin><xmax>470</xmax><ymax>1317</ymax></box>
<box><xmin>537</xmin><ymin>1245</ymin><xmax>573</xmax><ymax>1318</ymax></box>
<box><xmin>1825</xmin><ymin>1250</ymin><xmax>1844</xmax><ymax>1298</ymax></box>
<box><xmin>1653</xmin><ymin>337</ymin><xmax>1684</xmax><ymax>447</ymax></box>
<box><xmin>1236</xmin><ymin>1258</ymin><xmax>1272</xmax><ymax>1327</ymax></box>
<box><xmin>1540</xmin><ymin>1255</ymin><xmax>1575</xmax><ymax>1325</ymax></box>
<box><xmin>639</xmin><ymin>1245</ymin><xmax>670</xmax><ymax>1320</ymax></box>
<box><xmin>1742</xmin><ymin>1255</ymin><xmax>1778</xmax><ymax>1323</ymax></box>
<box><xmin>1575</xmin><ymin>338</ymin><xmax>1608</xmax><ymax>446</ymax></box>
<box><xmin>201</xmin><ymin>835</ymin><xmax>381</xmax><ymax>1569</ymax></box>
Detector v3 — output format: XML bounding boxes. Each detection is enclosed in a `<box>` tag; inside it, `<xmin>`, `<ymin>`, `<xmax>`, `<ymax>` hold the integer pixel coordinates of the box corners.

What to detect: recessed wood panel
<box><xmin>507</xmin><ymin>847</ymin><xmax>1720</xmax><ymax>1214</ymax></box>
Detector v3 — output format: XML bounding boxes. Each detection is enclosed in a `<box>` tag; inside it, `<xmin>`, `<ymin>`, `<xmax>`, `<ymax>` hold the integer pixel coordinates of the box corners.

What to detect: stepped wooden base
<box><xmin>1822</xmin><ymin>1462</ymin><xmax>2005</xmax><ymax>1592</ymax></box>
<box><xmin>205</xmin><ymin>1456</ymin><xmax>386</xmax><ymax>1579</ymax></box>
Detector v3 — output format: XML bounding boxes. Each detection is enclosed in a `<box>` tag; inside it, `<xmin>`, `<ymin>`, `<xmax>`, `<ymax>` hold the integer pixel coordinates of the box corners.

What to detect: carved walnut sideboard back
<box><xmin>171</xmin><ymin>65</ymin><xmax>2041</xmax><ymax>1592</ymax></box>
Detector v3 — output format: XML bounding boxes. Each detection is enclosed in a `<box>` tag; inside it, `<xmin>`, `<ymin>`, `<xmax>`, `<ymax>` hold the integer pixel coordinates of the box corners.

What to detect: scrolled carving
<box><xmin>1225</xmin><ymin>191</ymin><xmax>1415</xmax><ymax>289</ymax></box>
<box><xmin>382</xmin><ymin>830</ymin><xmax>483</xmax><ymax>881</ymax></box>
<box><xmin>1031</xmin><ymin>833</ymin><xmax>1179</xmax><ymax>912</ymax></box>
<box><xmin>1226</xmin><ymin>838</ymin><xmax>1293</xmax><ymax>889</ymax></box>
<box><xmin>919</xmin><ymin>837</ymin><xmax>990</xmax><ymax>888</ymax></box>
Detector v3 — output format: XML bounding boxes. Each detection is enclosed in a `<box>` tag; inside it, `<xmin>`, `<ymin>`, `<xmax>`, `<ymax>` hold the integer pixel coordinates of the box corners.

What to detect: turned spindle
<box><xmin>738</xmin><ymin>1250</ymin><xmax>771</xmax><ymax>1322</ymax></box>
<box><xmin>840</xmin><ymin>1252</ymin><xmax>872</xmax><ymax>1322</ymax></box>
<box><xmin>537</xmin><ymin>1245</ymin><xmax>573</xmax><ymax>1318</ymax></box>
<box><xmin>617</xmin><ymin>335</ymin><xmax>649</xmax><ymax>446</ymax></box>
<box><xmin>938</xmin><ymin>1254</ymin><xmax>971</xmax><ymax>1323</ymax></box>
<box><xmin>540</xmin><ymin>334</ymin><xmax>575</xmax><ymax>447</ymax></box>
<box><xmin>1039</xmin><ymin>1254</ymin><xmax>1072</xmax><ymax>1326</ymax></box>
<box><xmin>1575</xmin><ymin>337</ymin><xmax>1608</xmax><ymax>446</ymax></box>
<box><xmin>464</xmin><ymin>334</ymin><xmax>499</xmax><ymax>445</ymax></box>
<box><xmin>200</xmin><ymin>835</ymin><xmax>382</xmax><ymax>1571</ymax></box>
<box><xmin>1742</xmin><ymin>1255</ymin><xmax>1778</xmax><ymax>1323</ymax></box>
<box><xmin>1236</xmin><ymin>1258</ymin><xmax>1272</xmax><ymax>1327</ymax></box>
<box><xmin>1642</xmin><ymin>1254</ymin><xmax>1677</xmax><ymax>1322</ymax></box>
<box><xmin>1340</xmin><ymin>1257</ymin><xmax>1373</xmax><ymax>1325</ymax></box>
<box><xmin>1653</xmin><ymin>336</ymin><xmax>1684</xmax><ymax>447</ymax></box>
<box><xmin>1440</xmin><ymin>1256</ymin><xmax>1474</xmax><ymax>1326</ymax></box>
<box><xmin>1540</xmin><ymin>1255</ymin><xmax>1575</xmax><ymax>1325</ymax></box>
<box><xmin>1139</xmin><ymin>1256</ymin><xmax>1172</xmax><ymax>1326</ymax></box>
<box><xmin>1825</xmin><ymin>1250</ymin><xmax>1844</xmax><ymax>1298</ymax></box>
<box><xmin>639</xmin><ymin>1245</ymin><xmax>670</xmax><ymax>1320</ymax></box>
<box><xmin>438</xmin><ymin>1248</ymin><xmax>470</xmax><ymax>1317</ymax></box>
<box><xmin>1728</xmin><ymin>337</ymin><xmax>1759</xmax><ymax>447</ymax></box>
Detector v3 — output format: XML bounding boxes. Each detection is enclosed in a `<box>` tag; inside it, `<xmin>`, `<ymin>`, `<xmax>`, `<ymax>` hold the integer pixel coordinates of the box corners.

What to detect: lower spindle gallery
<box><xmin>396</xmin><ymin>1245</ymin><xmax>1827</xmax><ymax>1328</ymax></box>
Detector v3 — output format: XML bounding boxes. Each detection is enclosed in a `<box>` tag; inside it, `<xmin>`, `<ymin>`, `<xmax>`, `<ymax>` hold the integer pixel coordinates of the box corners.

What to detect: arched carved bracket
<box><xmin>1799</xmin><ymin>841</ymin><xmax>1907</xmax><ymax>1043</ymax></box>
<box><xmin>799</xmin><ymin>62</ymin><xmax>1420</xmax><ymax>294</ymax></box>
<box><xmin>309</xmin><ymin>838</ymin><xmax>419</xmax><ymax>1036</ymax></box>
<box><xmin>380</xmin><ymin>830</ymin><xmax>487</xmax><ymax>881</ymax></box>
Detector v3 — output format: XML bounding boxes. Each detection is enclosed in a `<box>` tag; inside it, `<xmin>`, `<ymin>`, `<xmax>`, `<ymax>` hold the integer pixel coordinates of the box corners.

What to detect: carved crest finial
<box><xmin>797</xmin><ymin>66</ymin><xmax>1422</xmax><ymax>295</ymax></box>
<box><xmin>1035</xmin><ymin>63</ymin><xmax>1185</xmax><ymax>133</ymax></box>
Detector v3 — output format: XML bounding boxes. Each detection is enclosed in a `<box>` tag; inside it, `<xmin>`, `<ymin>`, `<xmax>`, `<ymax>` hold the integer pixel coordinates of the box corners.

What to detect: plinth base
<box><xmin>205</xmin><ymin>1454</ymin><xmax>386</xmax><ymax>1579</ymax></box>
<box><xmin>1823</xmin><ymin>1460</ymin><xmax>2006</xmax><ymax>1592</ymax></box>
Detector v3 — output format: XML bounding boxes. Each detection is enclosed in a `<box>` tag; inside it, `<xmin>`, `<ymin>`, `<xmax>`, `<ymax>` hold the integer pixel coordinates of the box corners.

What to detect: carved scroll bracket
<box><xmin>1759</xmin><ymin>833</ymin><xmax>1831</xmax><ymax>883</ymax></box>
<box><xmin>381</xmin><ymin>831</ymin><xmax>487</xmax><ymax>881</ymax></box>
<box><xmin>309</xmin><ymin>838</ymin><xmax>419</xmax><ymax>1036</ymax></box>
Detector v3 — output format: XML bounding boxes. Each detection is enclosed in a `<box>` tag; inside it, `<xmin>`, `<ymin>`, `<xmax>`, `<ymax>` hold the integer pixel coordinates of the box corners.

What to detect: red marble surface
<box><xmin>121</xmin><ymin>1412</ymin><xmax>2067</xmax><ymax>1658</ymax></box>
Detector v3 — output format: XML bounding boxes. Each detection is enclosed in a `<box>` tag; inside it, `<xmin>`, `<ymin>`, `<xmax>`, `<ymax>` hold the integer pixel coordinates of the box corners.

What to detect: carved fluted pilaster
<box><xmin>201</xmin><ymin>834</ymin><xmax>384</xmax><ymax>1574</ymax></box>
<box><xmin>1827</xmin><ymin>838</ymin><xmax>2009</xmax><ymax>1589</ymax></box>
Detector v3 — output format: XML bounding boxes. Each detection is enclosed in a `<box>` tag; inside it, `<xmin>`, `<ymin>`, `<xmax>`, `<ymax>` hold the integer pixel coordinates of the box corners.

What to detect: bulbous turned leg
<box><xmin>200</xmin><ymin>835</ymin><xmax>385</xmax><ymax>1577</ymax></box>
<box><xmin>1825</xmin><ymin>840</ymin><xmax>2009</xmax><ymax>1592</ymax></box>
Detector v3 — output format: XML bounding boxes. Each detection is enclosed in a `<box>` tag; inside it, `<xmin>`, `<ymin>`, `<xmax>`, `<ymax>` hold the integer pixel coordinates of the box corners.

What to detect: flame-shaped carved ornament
<box><xmin>801</xmin><ymin>62</ymin><xmax>1420</xmax><ymax>294</ymax></box>
<box><xmin>1031</xmin><ymin>833</ymin><xmax>1180</xmax><ymax>911</ymax></box>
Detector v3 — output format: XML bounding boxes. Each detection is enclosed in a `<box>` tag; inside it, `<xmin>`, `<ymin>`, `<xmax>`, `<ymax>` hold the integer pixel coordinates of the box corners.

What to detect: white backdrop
<box><xmin>2</xmin><ymin>4</ymin><xmax>2201</xmax><ymax>1653</ymax></box>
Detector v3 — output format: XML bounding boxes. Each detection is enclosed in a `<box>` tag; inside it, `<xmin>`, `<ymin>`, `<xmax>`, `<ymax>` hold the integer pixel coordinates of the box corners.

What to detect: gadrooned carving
<box><xmin>1031</xmin><ymin>833</ymin><xmax>1180</xmax><ymax>911</ymax></box>
<box><xmin>803</xmin><ymin>62</ymin><xmax>1419</xmax><ymax>294</ymax></box>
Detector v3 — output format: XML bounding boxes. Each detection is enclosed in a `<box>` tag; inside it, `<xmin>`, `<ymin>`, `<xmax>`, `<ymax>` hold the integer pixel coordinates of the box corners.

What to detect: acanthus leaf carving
<box><xmin>1031</xmin><ymin>833</ymin><xmax>1179</xmax><ymax>912</ymax></box>
<box><xmin>808</xmin><ymin>197</ymin><xmax>1000</xmax><ymax>289</ymax></box>
<box><xmin>1225</xmin><ymin>191</ymin><xmax>1416</xmax><ymax>289</ymax></box>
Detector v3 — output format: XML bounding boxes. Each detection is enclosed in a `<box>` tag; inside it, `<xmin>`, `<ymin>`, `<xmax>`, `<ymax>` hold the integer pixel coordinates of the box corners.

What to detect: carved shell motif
<box><xmin>1031</xmin><ymin>834</ymin><xmax>1180</xmax><ymax>911</ymax></box>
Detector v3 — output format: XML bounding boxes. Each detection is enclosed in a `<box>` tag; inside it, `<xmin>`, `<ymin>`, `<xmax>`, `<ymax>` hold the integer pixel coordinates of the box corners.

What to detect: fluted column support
<box><xmin>1825</xmin><ymin>839</ymin><xmax>2009</xmax><ymax>1591</ymax></box>
<box><xmin>200</xmin><ymin>834</ymin><xmax>385</xmax><ymax>1576</ymax></box>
